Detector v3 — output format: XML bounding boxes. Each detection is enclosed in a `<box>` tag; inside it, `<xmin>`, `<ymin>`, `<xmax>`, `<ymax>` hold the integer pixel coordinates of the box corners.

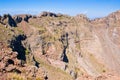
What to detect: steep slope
<box><xmin>0</xmin><ymin>11</ymin><xmax>120</xmax><ymax>80</ymax></box>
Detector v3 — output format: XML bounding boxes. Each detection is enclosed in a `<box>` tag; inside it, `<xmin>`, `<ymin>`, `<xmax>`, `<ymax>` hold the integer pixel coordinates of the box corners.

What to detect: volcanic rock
<box><xmin>39</xmin><ymin>11</ymin><xmax>58</xmax><ymax>17</ymax></box>
<box><xmin>0</xmin><ymin>10</ymin><xmax>120</xmax><ymax>80</ymax></box>
<box><xmin>2</xmin><ymin>14</ymin><xmax>17</xmax><ymax>27</ymax></box>
<box><xmin>14</xmin><ymin>16</ymin><xmax>22</xmax><ymax>23</ymax></box>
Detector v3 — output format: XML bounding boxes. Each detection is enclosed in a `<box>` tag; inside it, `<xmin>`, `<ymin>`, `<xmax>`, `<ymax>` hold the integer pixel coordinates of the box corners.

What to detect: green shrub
<box><xmin>102</xmin><ymin>69</ymin><xmax>106</xmax><ymax>73</ymax></box>
<box><xmin>25</xmin><ymin>49</ymin><xmax>30</xmax><ymax>55</ymax></box>
<box><xmin>36</xmin><ymin>77</ymin><xmax>43</xmax><ymax>80</ymax></box>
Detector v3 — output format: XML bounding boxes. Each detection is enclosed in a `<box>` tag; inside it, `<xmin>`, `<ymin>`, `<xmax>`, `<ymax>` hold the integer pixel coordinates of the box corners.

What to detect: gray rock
<box><xmin>32</xmin><ymin>15</ymin><xmax>37</xmax><ymax>18</ymax></box>
<box><xmin>2</xmin><ymin>14</ymin><xmax>17</xmax><ymax>27</ymax></box>
<box><xmin>0</xmin><ymin>15</ymin><xmax>2</xmax><ymax>21</ymax></box>
<box><xmin>70</xmin><ymin>70</ymin><xmax>77</xmax><ymax>79</ymax></box>
<box><xmin>14</xmin><ymin>16</ymin><xmax>22</xmax><ymax>23</ymax></box>
<box><xmin>39</xmin><ymin>12</ymin><xmax>58</xmax><ymax>17</ymax></box>
<box><xmin>24</xmin><ymin>15</ymin><xmax>32</xmax><ymax>22</ymax></box>
<box><xmin>57</xmin><ymin>13</ymin><xmax>63</xmax><ymax>17</ymax></box>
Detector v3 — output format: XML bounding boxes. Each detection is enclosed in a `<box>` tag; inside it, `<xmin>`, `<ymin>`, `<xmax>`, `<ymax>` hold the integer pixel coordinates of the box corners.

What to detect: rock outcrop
<box><xmin>13</xmin><ymin>14</ymin><xmax>32</xmax><ymax>23</ymax></box>
<box><xmin>14</xmin><ymin>16</ymin><xmax>22</xmax><ymax>23</ymax></box>
<box><xmin>0</xmin><ymin>44</ymin><xmax>21</xmax><ymax>74</ymax></box>
<box><xmin>0</xmin><ymin>42</ymin><xmax>47</xmax><ymax>80</ymax></box>
<box><xmin>38</xmin><ymin>11</ymin><xmax>64</xmax><ymax>18</ymax></box>
<box><xmin>39</xmin><ymin>11</ymin><xmax>58</xmax><ymax>17</ymax></box>
<box><xmin>1</xmin><ymin>14</ymin><xmax>17</xmax><ymax>27</ymax></box>
<box><xmin>0</xmin><ymin>10</ymin><xmax>120</xmax><ymax>80</ymax></box>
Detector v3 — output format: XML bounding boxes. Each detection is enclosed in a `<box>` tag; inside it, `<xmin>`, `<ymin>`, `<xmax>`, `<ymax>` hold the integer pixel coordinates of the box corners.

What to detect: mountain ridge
<box><xmin>0</xmin><ymin>10</ymin><xmax>120</xmax><ymax>80</ymax></box>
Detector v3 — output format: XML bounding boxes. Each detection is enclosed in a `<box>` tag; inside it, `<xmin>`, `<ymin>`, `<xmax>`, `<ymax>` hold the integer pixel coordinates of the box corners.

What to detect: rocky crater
<box><xmin>0</xmin><ymin>10</ymin><xmax>120</xmax><ymax>80</ymax></box>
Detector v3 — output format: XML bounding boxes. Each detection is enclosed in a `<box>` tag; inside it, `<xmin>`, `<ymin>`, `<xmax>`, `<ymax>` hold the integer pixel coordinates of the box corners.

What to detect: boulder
<box><xmin>14</xmin><ymin>16</ymin><xmax>22</xmax><ymax>23</ymax></box>
<box><xmin>39</xmin><ymin>12</ymin><xmax>58</xmax><ymax>17</ymax></box>
<box><xmin>57</xmin><ymin>13</ymin><xmax>63</xmax><ymax>17</ymax></box>
<box><xmin>69</xmin><ymin>70</ymin><xmax>77</xmax><ymax>79</ymax></box>
<box><xmin>0</xmin><ymin>15</ymin><xmax>2</xmax><ymax>21</ymax></box>
<box><xmin>13</xmin><ymin>14</ymin><xmax>32</xmax><ymax>23</ymax></box>
<box><xmin>5</xmin><ymin>64</ymin><xmax>15</xmax><ymax>72</ymax></box>
<box><xmin>7</xmin><ymin>14</ymin><xmax>17</xmax><ymax>27</ymax></box>
<box><xmin>2</xmin><ymin>14</ymin><xmax>17</xmax><ymax>27</ymax></box>
<box><xmin>24</xmin><ymin>15</ymin><xmax>32</xmax><ymax>22</ymax></box>
<box><xmin>2</xmin><ymin>14</ymin><xmax>8</xmax><ymax>20</ymax></box>
<box><xmin>32</xmin><ymin>15</ymin><xmax>37</xmax><ymax>18</ymax></box>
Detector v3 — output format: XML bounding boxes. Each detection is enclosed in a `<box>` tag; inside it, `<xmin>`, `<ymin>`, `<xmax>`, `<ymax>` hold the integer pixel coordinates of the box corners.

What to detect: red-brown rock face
<box><xmin>0</xmin><ymin>11</ymin><xmax>120</xmax><ymax>80</ymax></box>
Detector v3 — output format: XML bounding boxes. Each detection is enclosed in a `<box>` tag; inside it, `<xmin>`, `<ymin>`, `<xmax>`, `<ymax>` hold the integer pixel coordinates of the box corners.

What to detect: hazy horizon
<box><xmin>0</xmin><ymin>0</ymin><xmax>120</xmax><ymax>19</ymax></box>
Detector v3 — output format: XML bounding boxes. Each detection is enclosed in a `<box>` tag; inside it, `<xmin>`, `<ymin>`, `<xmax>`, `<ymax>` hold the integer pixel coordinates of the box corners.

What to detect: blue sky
<box><xmin>0</xmin><ymin>0</ymin><xmax>120</xmax><ymax>18</ymax></box>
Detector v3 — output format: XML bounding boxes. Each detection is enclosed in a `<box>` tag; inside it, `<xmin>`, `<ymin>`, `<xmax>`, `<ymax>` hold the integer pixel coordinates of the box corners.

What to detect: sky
<box><xmin>0</xmin><ymin>0</ymin><xmax>120</xmax><ymax>19</ymax></box>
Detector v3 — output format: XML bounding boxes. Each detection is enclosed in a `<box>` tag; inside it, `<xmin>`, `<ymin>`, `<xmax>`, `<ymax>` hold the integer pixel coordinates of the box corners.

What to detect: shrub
<box><xmin>25</xmin><ymin>49</ymin><xmax>30</xmax><ymax>55</ymax></box>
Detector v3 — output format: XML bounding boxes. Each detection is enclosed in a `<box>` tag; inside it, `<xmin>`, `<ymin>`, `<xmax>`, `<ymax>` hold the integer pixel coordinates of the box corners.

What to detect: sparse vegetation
<box><xmin>88</xmin><ymin>53</ymin><xmax>107</xmax><ymax>73</ymax></box>
<box><xmin>25</xmin><ymin>49</ymin><xmax>30</xmax><ymax>55</ymax></box>
<box><xmin>36</xmin><ymin>77</ymin><xmax>44</xmax><ymax>80</ymax></box>
<box><xmin>9</xmin><ymin>73</ymin><xmax>24</xmax><ymax>80</ymax></box>
<box><xmin>1</xmin><ymin>10</ymin><xmax>120</xmax><ymax>80</ymax></box>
